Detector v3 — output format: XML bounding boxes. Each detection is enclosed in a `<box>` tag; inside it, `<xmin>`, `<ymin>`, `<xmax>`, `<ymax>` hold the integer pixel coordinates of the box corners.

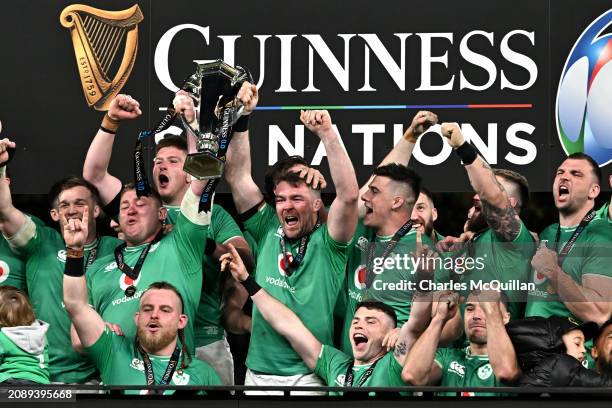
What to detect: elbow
<box><xmin>402</xmin><ymin>370</ymin><xmax>427</xmax><ymax>386</ymax></box>
<box><xmin>496</xmin><ymin>368</ymin><xmax>521</xmax><ymax>384</ymax></box>
<box><xmin>82</xmin><ymin>167</ymin><xmax>104</xmax><ymax>185</ymax></box>
<box><xmin>580</xmin><ymin>308</ymin><xmax>611</xmax><ymax>326</ymax></box>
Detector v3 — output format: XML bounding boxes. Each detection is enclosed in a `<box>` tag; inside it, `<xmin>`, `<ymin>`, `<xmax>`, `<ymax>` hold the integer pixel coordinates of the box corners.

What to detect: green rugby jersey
<box><xmin>434</xmin><ymin>346</ymin><xmax>505</xmax><ymax>396</ymax></box>
<box><xmin>87</xmin><ymin>212</ymin><xmax>208</xmax><ymax>354</ymax></box>
<box><xmin>0</xmin><ymin>215</ymin><xmax>44</xmax><ymax>292</ymax></box>
<box><xmin>16</xmin><ymin>223</ymin><xmax>121</xmax><ymax>383</ymax></box>
<box><xmin>315</xmin><ymin>345</ymin><xmax>403</xmax><ymax>394</ymax></box>
<box><xmin>526</xmin><ymin>214</ymin><xmax>612</xmax><ymax>321</ymax></box>
<box><xmin>244</xmin><ymin>204</ymin><xmax>349</xmax><ymax>375</ymax></box>
<box><xmin>86</xmin><ymin>328</ymin><xmax>220</xmax><ymax>393</ymax></box>
<box><xmin>339</xmin><ymin>219</ymin><xmax>435</xmax><ymax>355</ymax></box>
<box><xmin>449</xmin><ymin>222</ymin><xmax>535</xmax><ymax>320</ymax></box>
<box><xmin>0</xmin><ymin>322</ymin><xmax>50</xmax><ymax>384</ymax></box>
<box><xmin>165</xmin><ymin>204</ymin><xmax>243</xmax><ymax>347</ymax></box>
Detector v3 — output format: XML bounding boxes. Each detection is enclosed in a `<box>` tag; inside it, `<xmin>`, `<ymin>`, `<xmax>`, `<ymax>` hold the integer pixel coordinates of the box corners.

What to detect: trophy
<box><xmin>180</xmin><ymin>60</ymin><xmax>251</xmax><ymax>180</ymax></box>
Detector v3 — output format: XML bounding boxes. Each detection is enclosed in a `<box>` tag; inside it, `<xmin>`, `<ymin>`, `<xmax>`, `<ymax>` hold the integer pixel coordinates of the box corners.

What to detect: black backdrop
<box><xmin>1</xmin><ymin>0</ymin><xmax>611</xmax><ymax>195</ymax></box>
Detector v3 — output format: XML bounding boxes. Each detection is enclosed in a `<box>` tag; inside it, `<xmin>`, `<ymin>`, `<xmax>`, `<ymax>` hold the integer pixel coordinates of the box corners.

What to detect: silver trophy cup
<box><xmin>181</xmin><ymin>60</ymin><xmax>250</xmax><ymax>179</ymax></box>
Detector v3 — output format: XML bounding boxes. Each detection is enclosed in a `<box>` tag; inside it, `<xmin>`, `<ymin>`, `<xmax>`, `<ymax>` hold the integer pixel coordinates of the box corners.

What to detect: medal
<box><xmin>125</xmin><ymin>285</ymin><xmax>136</xmax><ymax>297</ymax></box>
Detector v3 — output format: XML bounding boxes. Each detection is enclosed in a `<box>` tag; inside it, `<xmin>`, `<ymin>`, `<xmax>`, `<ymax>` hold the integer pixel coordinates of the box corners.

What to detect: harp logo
<box><xmin>60</xmin><ymin>4</ymin><xmax>144</xmax><ymax>111</ymax></box>
<box><xmin>556</xmin><ymin>9</ymin><xmax>612</xmax><ymax>166</ymax></box>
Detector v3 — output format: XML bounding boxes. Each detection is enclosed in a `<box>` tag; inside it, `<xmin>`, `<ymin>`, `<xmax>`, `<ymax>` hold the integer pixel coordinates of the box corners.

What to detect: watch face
<box><xmin>125</xmin><ymin>285</ymin><xmax>136</xmax><ymax>297</ymax></box>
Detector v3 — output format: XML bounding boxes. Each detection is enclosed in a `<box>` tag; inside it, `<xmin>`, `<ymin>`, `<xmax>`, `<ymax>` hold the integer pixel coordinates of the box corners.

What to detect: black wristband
<box><xmin>241</xmin><ymin>275</ymin><xmax>261</xmax><ymax>297</ymax></box>
<box><xmin>100</xmin><ymin>125</ymin><xmax>116</xmax><ymax>135</ymax></box>
<box><xmin>233</xmin><ymin>114</ymin><xmax>250</xmax><ymax>133</ymax></box>
<box><xmin>204</xmin><ymin>238</ymin><xmax>217</xmax><ymax>256</ymax></box>
<box><xmin>64</xmin><ymin>256</ymin><xmax>85</xmax><ymax>277</ymax></box>
<box><xmin>455</xmin><ymin>142</ymin><xmax>478</xmax><ymax>165</ymax></box>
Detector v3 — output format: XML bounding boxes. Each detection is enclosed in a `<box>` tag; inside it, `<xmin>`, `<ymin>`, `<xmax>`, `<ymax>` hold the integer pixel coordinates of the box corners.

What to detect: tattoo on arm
<box><xmin>481</xmin><ymin>200</ymin><xmax>521</xmax><ymax>242</ymax></box>
<box><xmin>394</xmin><ymin>341</ymin><xmax>407</xmax><ymax>357</ymax></box>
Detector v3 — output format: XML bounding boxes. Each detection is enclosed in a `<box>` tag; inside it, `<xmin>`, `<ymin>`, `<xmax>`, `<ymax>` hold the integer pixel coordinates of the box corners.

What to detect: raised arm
<box><xmin>224</xmin><ymin>83</ymin><xmax>264</xmax><ymax>213</ymax></box>
<box><xmin>221</xmin><ymin>244</ymin><xmax>322</xmax><ymax>369</ymax></box>
<box><xmin>441</xmin><ymin>123</ymin><xmax>521</xmax><ymax>242</ymax></box>
<box><xmin>358</xmin><ymin>111</ymin><xmax>438</xmax><ymax>217</ymax></box>
<box><xmin>477</xmin><ymin>291</ymin><xmax>521</xmax><ymax>383</ymax></box>
<box><xmin>61</xmin><ymin>205</ymin><xmax>106</xmax><ymax>348</ymax></box>
<box><xmin>82</xmin><ymin>95</ymin><xmax>142</xmax><ymax>206</ymax></box>
<box><xmin>0</xmin><ymin>138</ymin><xmax>27</xmax><ymax>238</ymax></box>
<box><xmin>402</xmin><ymin>295</ymin><xmax>458</xmax><ymax>385</ymax></box>
<box><xmin>301</xmin><ymin>110</ymin><xmax>359</xmax><ymax>243</ymax></box>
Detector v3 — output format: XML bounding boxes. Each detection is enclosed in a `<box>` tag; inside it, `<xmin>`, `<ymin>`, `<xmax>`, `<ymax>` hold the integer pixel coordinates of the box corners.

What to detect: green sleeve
<box><xmin>84</xmin><ymin>328</ymin><xmax>115</xmax><ymax>378</ymax></box>
<box><xmin>434</xmin><ymin>348</ymin><xmax>448</xmax><ymax>370</ymax></box>
<box><xmin>242</xmin><ymin>203</ymin><xmax>278</xmax><ymax>247</ymax></box>
<box><xmin>314</xmin><ymin>345</ymin><xmax>352</xmax><ymax>386</ymax></box>
<box><xmin>12</xmin><ymin>222</ymin><xmax>45</xmax><ymax>259</ymax></box>
<box><xmin>322</xmin><ymin>225</ymin><xmax>350</xmax><ymax>279</ymax></box>
<box><xmin>173</xmin><ymin>212</ymin><xmax>210</xmax><ymax>276</ymax></box>
<box><xmin>385</xmin><ymin>352</ymin><xmax>405</xmax><ymax>386</ymax></box>
<box><xmin>210</xmin><ymin>205</ymin><xmax>243</xmax><ymax>243</ymax></box>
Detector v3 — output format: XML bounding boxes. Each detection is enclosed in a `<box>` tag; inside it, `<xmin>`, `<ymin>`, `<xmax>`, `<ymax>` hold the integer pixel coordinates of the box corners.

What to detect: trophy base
<box><xmin>184</xmin><ymin>152</ymin><xmax>225</xmax><ymax>180</ymax></box>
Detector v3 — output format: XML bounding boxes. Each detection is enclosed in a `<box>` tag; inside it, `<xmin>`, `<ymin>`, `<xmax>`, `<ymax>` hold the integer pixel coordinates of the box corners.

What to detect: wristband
<box><xmin>233</xmin><ymin>114</ymin><xmax>250</xmax><ymax>133</ymax></box>
<box><xmin>66</xmin><ymin>247</ymin><xmax>84</xmax><ymax>258</ymax></box>
<box><xmin>101</xmin><ymin>114</ymin><xmax>120</xmax><ymax>134</ymax></box>
<box><xmin>204</xmin><ymin>238</ymin><xmax>217</xmax><ymax>256</ymax></box>
<box><xmin>455</xmin><ymin>142</ymin><xmax>478</xmax><ymax>165</ymax></box>
<box><xmin>64</xmin><ymin>255</ymin><xmax>85</xmax><ymax>277</ymax></box>
<box><xmin>241</xmin><ymin>275</ymin><xmax>261</xmax><ymax>296</ymax></box>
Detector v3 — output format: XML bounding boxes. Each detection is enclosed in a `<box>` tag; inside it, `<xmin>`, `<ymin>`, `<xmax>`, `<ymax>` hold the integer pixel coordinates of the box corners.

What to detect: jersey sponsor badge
<box><xmin>130</xmin><ymin>358</ymin><xmax>144</xmax><ymax>372</ymax></box>
<box><xmin>0</xmin><ymin>260</ymin><xmax>10</xmax><ymax>283</ymax></box>
<box><xmin>356</xmin><ymin>236</ymin><xmax>369</xmax><ymax>252</ymax></box>
<box><xmin>277</xmin><ymin>252</ymin><xmax>293</xmax><ymax>277</ymax></box>
<box><xmin>172</xmin><ymin>371</ymin><xmax>190</xmax><ymax>385</ymax></box>
<box><xmin>334</xmin><ymin>374</ymin><xmax>346</xmax><ymax>386</ymax></box>
<box><xmin>477</xmin><ymin>363</ymin><xmax>493</xmax><ymax>380</ymax></box>
<box><xmin>119</xmin><ymin>273</ymin><xmax>142</xmax><ymax>292</ymax></box>
<box><xmin>354</xmin><ymin>264</ymin><xmax>367</xmax><ymax>290</ymax></box>
<box><xmin>57</xmin><ymin>250</ymin><xmax>67</xmax><ymax>263</ymax></box>
<box><xmin>448</xmin><ymin>361</ymin><xmax>465</xmax><ymax>377</ymax></box>
<box><xmin>105</xmin><ymin>262</ymin><xmax>118</xmax><ymax>272</ymax></box>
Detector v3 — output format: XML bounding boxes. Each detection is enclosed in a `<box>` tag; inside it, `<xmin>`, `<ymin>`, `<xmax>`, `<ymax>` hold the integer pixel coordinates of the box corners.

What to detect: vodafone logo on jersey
<box><xmin>119</xmin><ymin>273</ymin><xmax>142</xmax><ymax>291</ymax></box>
<box><xmin>533</xmin><ymin>270</ymin><xmax>548</xmax><ymax>285</ymax></box>
<box><xmin>353</xmin><ymin>264</ymin><xmax>367</xmax><ymax>290</ymax></box>
<box><xmin>277</xmin><ymin>252</ymin><xmax>293</xmax><ymax>277</ymax></box>
<box><xmin>0</xmin><ymin>261</ymin><xmax>10</xmax><ymax>283</ymax></box>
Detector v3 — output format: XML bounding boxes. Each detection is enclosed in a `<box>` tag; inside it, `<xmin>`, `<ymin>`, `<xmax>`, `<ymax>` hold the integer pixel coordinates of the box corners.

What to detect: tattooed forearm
<box><xmin>481</xmin><ymin>200</ymin><xmax>521</xmax><ymax>242</ymax></box>
<box><xmin>394</xmin><ymin>341</ymin><xmax>407</xmax><ymax>357</ymax></box>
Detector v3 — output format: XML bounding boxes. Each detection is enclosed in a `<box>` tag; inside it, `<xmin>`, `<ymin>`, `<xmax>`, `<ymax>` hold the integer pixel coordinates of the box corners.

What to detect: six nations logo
<box><xmin>556</xmin><ymin>9</ymin><xmax>612</xmax><ymax>166</ymax></box>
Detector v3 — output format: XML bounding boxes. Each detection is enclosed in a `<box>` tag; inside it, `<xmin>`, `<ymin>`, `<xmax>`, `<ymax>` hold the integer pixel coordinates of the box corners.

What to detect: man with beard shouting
<box><xmin>526</xmin><ymin>153</ymin><xmax>612</xmax><ymax>325</ymax></box>
<box><xmin>64</xmin><ymin>248</ymin><xmax>220</xmax><ymax>391</ymax></box>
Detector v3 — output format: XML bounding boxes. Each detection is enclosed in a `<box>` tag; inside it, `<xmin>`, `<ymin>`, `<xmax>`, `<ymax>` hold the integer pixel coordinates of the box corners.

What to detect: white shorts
<box><xmin>195</xmin><ymin>337</ymin><xmax>235</xmax><ymax>385</ymax></box>
<box><xmin>244</xmin><ymin>368</ymin><xmax>325</xmax><ymax>395</ymax></box>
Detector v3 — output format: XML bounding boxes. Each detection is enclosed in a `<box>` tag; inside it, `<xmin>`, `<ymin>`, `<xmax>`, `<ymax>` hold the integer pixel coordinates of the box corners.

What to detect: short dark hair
<box><xmin>139</xmin><ymin>281</ymin><xmax>191</xmax><ymax>370</ymax></box>
<box><xmin>355</xmin><ymin>300</ymin><xmax>397</xmax><ymax>327</ymax></box>
<box><xmin>264</xmin><ymin>156</ymin><xmax>309</xmax><ymax>204</ymax></box>
<box><xmin>493</xmin><ymin>168</ymin><xmax>530</xmax><ymax>210</ymax></box>
<box><xmin>565</xmin><ymin>152</ymin><xmax>602</xmax><ymax>184</ymax></box>
<box><xmin>419</xmin><ymin>186</ymin><xmax>435</xmax><ymax>207</ymax></box>
<box><xmin>142</xmin><ymin>281</ymin><xmax>185</xmax><ymax>313</ymax></box>
<box><xmin>119</xmin><ymin>183</ymin><xmax>163</xmax><ymax>206</ymax></box>
<box><xmin>47</xmin><ymin>176</ymin><xmax>101</xmax><ymax>209</ymax></box>
<box><xmin>155</xmin><ymin>135</ymin><xmax>187</xmax><ymax>155</ymax></box>
<box><xmin>372</xmin><ymin>163</ymin><xmax>421</xmax><ymax>203</ymax></box>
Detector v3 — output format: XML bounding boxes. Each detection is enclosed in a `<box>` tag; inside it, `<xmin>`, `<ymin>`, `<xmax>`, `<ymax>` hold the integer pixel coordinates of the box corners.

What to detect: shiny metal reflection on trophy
<box><xmin>180</xmin><ymin>60</ymin><xmax>251</xmax><ymax>180</ymax></box>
